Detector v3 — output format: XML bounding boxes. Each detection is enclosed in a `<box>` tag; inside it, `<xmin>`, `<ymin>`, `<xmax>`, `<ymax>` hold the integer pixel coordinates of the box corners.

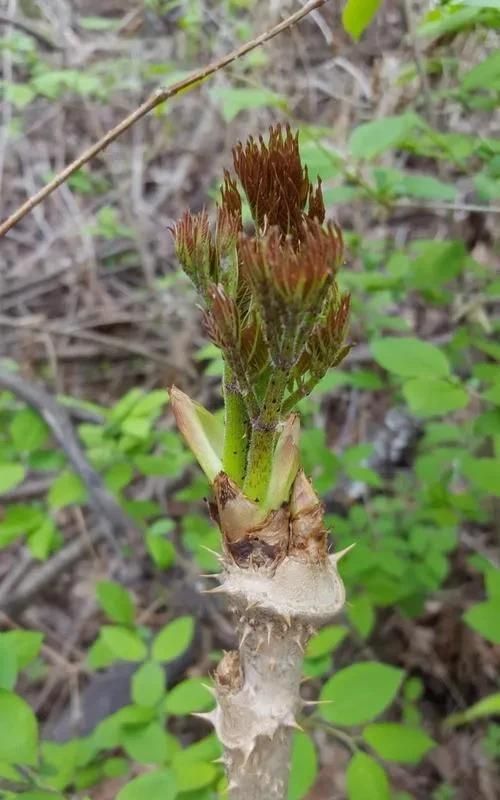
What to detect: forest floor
<box><xmin>1</xmin><ymin>2</ymin><xmax>499</xmax><ymax>799</ymax></box>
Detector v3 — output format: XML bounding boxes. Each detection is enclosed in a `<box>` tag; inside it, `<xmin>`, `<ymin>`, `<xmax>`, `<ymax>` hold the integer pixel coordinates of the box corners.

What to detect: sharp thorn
<box><xmin>200</xmin><ymin>544</ymin><xmax>223</xmax><ymax>560</ymax></box>
<box><xmin>192</xmin><ymin>711</ymin><xmax>216</xmax><ymax>724</ymax></box>
<box><xmin>330</xmin><ymin>543</ymin><xmax>356</xmax><ymax>564</ymax></box>
<box><xmin>201</xmin><ymin>585</ymin><xmax>227</xmax><ymax>594</ymax></box>
<box><xmin>301</xmin><ymin>698</ymin><xmax>333</xmax><ymax>707</ymax></box>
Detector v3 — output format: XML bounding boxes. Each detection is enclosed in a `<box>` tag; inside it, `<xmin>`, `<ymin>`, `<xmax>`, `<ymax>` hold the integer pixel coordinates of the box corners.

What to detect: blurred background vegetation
<box><xmin>0</xmin><ymin>1</ymin><xmax>499</xmax><ymax>799</ymax></box>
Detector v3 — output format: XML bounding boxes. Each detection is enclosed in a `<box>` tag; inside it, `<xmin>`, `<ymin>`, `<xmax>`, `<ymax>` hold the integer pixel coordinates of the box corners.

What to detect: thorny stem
<box><xmin>0</xmin><ymin>0</ymin><xmax>331</xmax><ymax>239</ymax></box>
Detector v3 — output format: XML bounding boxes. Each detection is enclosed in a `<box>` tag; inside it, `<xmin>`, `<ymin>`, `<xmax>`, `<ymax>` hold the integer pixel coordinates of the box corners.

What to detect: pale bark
<box><xmin>203</xmin><ymin>472</ymin><xmax>348</xmax><ymax>799</ymax></box>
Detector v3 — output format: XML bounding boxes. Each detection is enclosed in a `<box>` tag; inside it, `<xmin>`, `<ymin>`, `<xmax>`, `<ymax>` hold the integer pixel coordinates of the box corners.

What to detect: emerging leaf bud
<box><xmin>232</xmin><ymin>123</ymin><xmax>325</xmax><ymax>245</ymax></box>
<box><xmin>171</xmin><ymin>210</ymin><xmax>218</xmax><ymax>298</ymax></box>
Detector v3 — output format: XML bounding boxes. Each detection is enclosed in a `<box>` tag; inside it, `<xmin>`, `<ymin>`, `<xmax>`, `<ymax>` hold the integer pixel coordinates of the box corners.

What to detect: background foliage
<box><xmin>0</xmin><ymin>1</ymin><xmax>499</xmax><ymax>799</ymax></box>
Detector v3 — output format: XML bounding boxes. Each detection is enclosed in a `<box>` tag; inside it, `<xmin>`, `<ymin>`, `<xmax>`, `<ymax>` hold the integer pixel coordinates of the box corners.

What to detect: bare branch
<box><xmin>0</xmin><ymin>0</ymin><xmax>329</xmax><ymax>239</ymax></box>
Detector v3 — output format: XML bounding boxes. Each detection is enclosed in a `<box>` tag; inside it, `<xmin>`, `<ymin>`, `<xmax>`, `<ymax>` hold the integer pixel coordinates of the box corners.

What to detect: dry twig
<box><xmin>0</xmin><ymin>0</ymin><xmax>329</xmax><ymax>238</ymax></box>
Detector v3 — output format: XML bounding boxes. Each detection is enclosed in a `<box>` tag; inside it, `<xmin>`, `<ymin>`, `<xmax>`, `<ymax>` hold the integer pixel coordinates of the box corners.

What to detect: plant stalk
<box><xmin>207</xmin><ymin>471</ymin><xmax>347</xmax><ymax>799</ymax></box>
<box><xmin>223</xmin><ymin>365</ymin><xmax>248</xmax><ymax>485</ymax></box>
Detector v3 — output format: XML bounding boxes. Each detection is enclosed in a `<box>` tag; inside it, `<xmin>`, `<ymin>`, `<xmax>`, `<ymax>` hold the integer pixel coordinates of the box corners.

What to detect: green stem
<box><xmin>243</xmin><ymin>371</ymin><xmax>288</xmax><ymax>503</ymax></box>
<box><xmin>222</xmin><ymin>364</ymin><xmax>248</xmax><ymax>485</ymax></box>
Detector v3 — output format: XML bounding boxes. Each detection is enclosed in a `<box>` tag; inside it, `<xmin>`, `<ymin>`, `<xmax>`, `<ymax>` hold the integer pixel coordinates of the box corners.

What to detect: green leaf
<box><xmin>342</xmin><ymin>0</ymin><xmax>382</xmax><ymax>40</ymax></box>
<box><xmin>396</xmin><ymin>174</ymin><xmax>456</xmax><ymax>201</ymax></box>
<box><xmin>0</xmin><ymin>639</ymin><xmax>17</xmax><ymax>689</ymax></box>
<box><xmin>362</xmin><ymin>723</ymin><xmax>435</xmax><ymax>764</ymax></box>
<box><xmin>87</xmin><ymin>636</ymin><xmax>117</xmax><ymax>670</ymax></box>
<box><xmin>210</xmin><ymin>87</ymin><xmax>286</xmax><ymax>122</ymax></box>
<box><xmin>461</xmin><ymin>0</ymin><xmax>500</xmax><ymax>10</ymax></box>
<box><xmin>122</xmin><ymin>720</ymin><xmax>171</xmax><ymax>764</ymax></box>
<box><xmin>320</xmin><ymin>662</ymin><xmax>404</xmax><ymax>726</ymax></box>
<box><xmin>0</xmin><ymin>505</ymin><xmax>45</xmax><ymax>546</ymax></box>
<box><xmin>346</xmin><ymin>752</ymin><xmax>390</xmax><ymax>800</ymax></box>
<box><xmin>172</xmin><ymin>757</ymin><xmax>217</xmax><ymax>791</ymax></box>
<box><xmin>164</xmin><ymin>678</ymin><xmax>213</xmax><ymax>715</ymax></box>
<box><xmin>5</xmin><ymin>83</ymin><xmax>35</xmax><ymax>108</ymax></box>
<box><xmin>305</xmin><ymin>626</ymin><xmax>348</xmax><ymax>659</ymax></box>
<box><xmin>96</xmin><ymin>581</ymin><xmax>135</xmax><ymax>625</ymax></box>
<box><xmin>288</xmin><ymin>732</ymin><xmax>318</xmax><ymax>800</ymax></box>
<box><xmin>9</xmin><ymin>409</ymin><xmax>49</xmax><ymax>452</ymax></box>
<box><xmin>100</xmin><ymin>626</ymin><xmax>147</xmax><ymax>662</ymax></box>
<box><xmin>132</xmin><ymin>661</ymin><xmax>165</xmax><ymax>707</ymax></box>
<box><xmin>0</xmin><ymin>463</ymin><xmax>25</xmax><ymax>494</ymax></box>
<box><xmin>462</xmin><ymin>457</ymin><xmax>500</xmax><ymax>495</ymax></box>
<box><xmin>347</xmin><ymin>594</ymin><xmax>375</xmax><ymax>638</ymax></box>
<box><xmin>152</xmin><ymin>616</ymin><xmax>194</xmax><ymax>663</ymax></box>
<box><xmin>403</xmin><ymin>378</ymin><xmax>469</xmax><ymax>416</ymax></box>
<box><xmin>464</xmin><ymin>599</ymin><xmax>500</xmax><ymax>644</ymax></box>
<box><xmin>104</xmin><ymin>462</ymin><xmax>133</xmax><ymax>491</ymax></box>
<box><xmin>446</xmin><ymin>692</ymin><xmax>500</xmax><ymax>727</ymax></box>
<box><xmin>48</xmin><ymin>470</ymin><xmax>86</xmax><ymax>509</ymax></box>
<box><xmin>146</xmin><ymin>532</ymin><xmax>176</xmax><ymax>569</ymax></box>
<box><xmin>0</xmin><ymin>631</ymin><xmax>43</xmax><ymax>669</ymax></box>
<box><xmin>371</xmin><ymin>337</ymin><xmax>450</xmax><ymax>378</ymax></box>
<box><xmin>27</xmin><ymin>519</ymin><xmax>60</xmax><ymax>560</ymax></box>
<box><xmin>462</xmin><ymin>50</ymin><xmax>500</xmax><ymax>89</ymax></box>
<box><xmin>116</xmin><ymin>769</ymin><xmax>177</xmax><ymax>800</ymax></box>
<box><xmin>0</xmin><ymin>690</ymin><xmax>38</xmax><ymax>765</ymax></box>
<box><xmin>485</xmin><ymin>569</ymin><xmax>500</xmax><ymax>600</ymax></box>
<box><xmin>349</xmin><ymin>114</ymin><xmax>419</xmax><ymax>160</ymax></box>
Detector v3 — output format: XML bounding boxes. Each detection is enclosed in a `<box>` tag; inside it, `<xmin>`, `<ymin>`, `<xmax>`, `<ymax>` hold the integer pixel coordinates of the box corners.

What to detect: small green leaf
<box><xmin>320</xmin><ymin>662</ymin><xmax>404</xmax><ymax>726</ymax></box>
<box><xmin>397</xmin><ymin>174</ymin><xmax>456</xmax><ymax>201</ymax></box>
<box><xmin>96</xmin><ymin>581</ymin><xmax>135</xmax><ymax>625</ymax></box>
<box><xmin>371</xmin><ymin>337</ymin><xmax>450</xmax><ymax>379</ymax></box>
<box><xmin>116</xmin><ymin>769</ymin><xmax>177</xmax><ymax>800</ymax></box>
<box><xmin>446</xmin><ymin>692</ymin><xmax>500</xmax><ymax>727</ymax></box>
<box><xmin>346</xmin><ymin>752</ymin><xmax>390</xmax><ymax>800</ymax></box>
<box><xmin>342</xmin><ymin>0</ymin><xmax>382</xmax><ymax>40</ymax></box>
<box><xmin>172</xmin><ymin>757</ymin><xmax>217</xmax><ymax>792</ymax></box>
<box><xmin>164</xmin><ymin>678</ymin><xmax>213</xmax><ymax>715</ymax></box>
<box><xmin>210</xmin><ymin>87</ymin><xmax>285</xmax><ymax>122</ymax></box>
<box><xmin>152</xmin><ymin>616</ymin><xmax>194</xmax><ymax>663</ymax></box>
<box><xmin>0</xmin><ymin>631</ymin><xmax>43</xmax><ymax>669</ymax></box>
<box><xmin>146</xmin><ymin>532</ymin><xmax>176</xmax><ymax>569</ymax></box>
<box><xmin>462</xmin><ymin>458</ymin><xmax>500</xmax><ymax>496</ymax></box>
<box><xmin>0</xmin><ymin>463</ymin><xmax>25</xmax><ymax>494</ymax></box>
<box><xmin>362</xmin><ymin>723</ymin><xmax>435</xmax><ymax>764</ymax></box>
<box><xmin>28</xmin><ymin>519</ymin><xmax>60</xmax><ymax>560</ymax></box>
<box><xmin>122</xmin><ymin>720</ymin><xmax>171</xmax><ymax>764</ymax></box>
<box><xmin>403</xmin><ymin>378</ymin><xmax>469</xmax><ymax>416</ymax></box>
<box><xmin>0</xmin><ymin>505</ymin><xmax>45</xmax><ymax>546</ymax></box>
<box><xmin>132</xmin><ymin>661</ymin><xmax>165</xmax><ymax>707</ymax></box>
<box><xmin>10</xmin><ymin>409</ymin><xmax>49</xmax><ymax>452</ymax></box>
<box><xmin>349</xmin><ymin>114</ymin><xmax>419</xmax><ymax>160</ymax></box>
<box><xmin>288</xmin><ymin>732</ymin><xmax>318</xmax><ymax>800</ymax></box>
<box><xmin>306</xmin><ymin>626</ymin><xmax>348</xmax><ymax>659</ymax></box>
<box><xmin>0</xmin><ymin>690</ymin><xmax>38</xmax><ymax>765</ymax></box>
<box><xmin>347</xmin><ymin>594</ymin><xmax>375</xmax><ymax>638</ymax></box>
<box><xmin>100</xmin><ymin>626</ymin><xmax>147</xmax><ymax>662</ymax></box>
<box><xmin>48</xmin><ymin>470</ymin><xmax>86</xmax><ymax>509</ymax></box>
<box><xmin>464</xmin><ymin>599</ymin><xmax>500</xmax><ymax>644</ymax></box>
<box><xmin>0</xmin><ymin>640</ymin><xmax>17</xmax><ymax>690</ymax></box>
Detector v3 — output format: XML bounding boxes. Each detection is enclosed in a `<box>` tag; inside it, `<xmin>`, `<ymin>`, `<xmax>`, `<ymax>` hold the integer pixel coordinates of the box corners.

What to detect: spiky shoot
<box><xmin>170</xmin><ymin>125</ymin><xmax>352</xmax><ymax>800</ymax></box>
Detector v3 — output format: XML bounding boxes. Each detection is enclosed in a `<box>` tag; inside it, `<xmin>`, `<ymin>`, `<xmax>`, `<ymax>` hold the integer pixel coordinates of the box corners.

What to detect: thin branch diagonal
<box><xmin>0</xmin><ymin>0</ymin><xmax>329</xmax><ymax>238</ymax></box>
